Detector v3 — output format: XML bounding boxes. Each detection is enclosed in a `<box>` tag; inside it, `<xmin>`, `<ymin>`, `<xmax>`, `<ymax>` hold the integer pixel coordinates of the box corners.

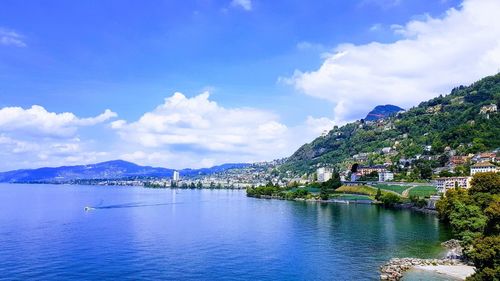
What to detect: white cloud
<box><xmin>0</xmin><ymin>105</ymin><xmax>116</xmax><ymax>137</ymax></box>
<box><xmin>0</xmin><ymin>28</ymin><xmax>26</xmax><ymax>47</ymax></box>
<box><xmin>0</xmin><ymin>105</ymin><xmax>116</xmax><ymax>171</ymax></box>
<box><xmin>0</xmin><ymin>95</ymin><xmax>336</xmax><ymax>170</ymax></box>
<box><xmin>112</xmin><ymin>92</ymin><xmax>289</xmax><ymax>162</ymax></box>
<box><xmin>231</xmin><ymin>0</ymin><xmax>252</xmax><ymax>11</ymax></box>
<box><xmin>287</xmin><ymin>0</ymin><xmax>500</xmax><ymax>123</ymax></box>
<box><xmin>0</xmin><ymin>133</ymin><xmax>110</xmax><ymax>171</ymax></box>
<box><xmin>110</xmin><ymin>92</ymin><xmax>337</xmax><ymax>168</ymax></box>
<box><xmin>304</xmin><ymin>116</ymin><xmax>336</xmax><ymax>135</ymax></box>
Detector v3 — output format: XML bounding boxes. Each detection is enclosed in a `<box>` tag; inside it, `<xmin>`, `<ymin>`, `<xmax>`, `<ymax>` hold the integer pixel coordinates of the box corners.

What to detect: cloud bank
<box><xmin>287</xmin><ymin>0</ymin><xmax>500</xmax><ymax>123</ymax></box>
<box><xmin>0</xmin><ymin>105</ymin><xmax>116</xmax><ymax>137</ymax></box>
<box><xmin>111</xmin><ymin>92</ymin><xmax>321</xmax><ymax>168</ymax></box>
<box><xmin>0</xmin><ymin>106</ymin><xmax>116</xmax><ymax>170</ymax></box>
<box><xmin>0</xmin><ymin>94</ymin><xmax>330</xmax><ymax>170</ymax></box>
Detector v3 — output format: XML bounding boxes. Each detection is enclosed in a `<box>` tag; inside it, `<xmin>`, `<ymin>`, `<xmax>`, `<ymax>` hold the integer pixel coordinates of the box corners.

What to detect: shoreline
<box><xmin>380</xmin><ymin>258</ymin><xmax>475</xmax><ymax>281</ymax></box>
<box><xmin>380</xmin><ymin>240</ymin><xmax>475</xmax><ymax>280</ymax></box>
<box><xmin>411</xmin><ymin>264</ymin><xmax>476</xmax><ymax>280</ymax></box>
<box><xmin>249</xmin><ymin>194</ymin><xmax>439</xmax><ymax>214</ymax></box>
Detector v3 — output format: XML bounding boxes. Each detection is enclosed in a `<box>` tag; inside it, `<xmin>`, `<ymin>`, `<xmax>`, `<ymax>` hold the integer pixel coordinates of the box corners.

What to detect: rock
<box><xmin>379</xmin><ymin>255</ymin><xmax>468</xmax><ymax>280</ymax></box>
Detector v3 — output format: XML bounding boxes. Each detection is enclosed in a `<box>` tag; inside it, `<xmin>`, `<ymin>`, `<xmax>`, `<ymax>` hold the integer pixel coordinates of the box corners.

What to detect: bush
<box><xmin>380</xmin><ymin>193</ymin><xmax>401</xmax><ymax>207</ymax></box>
<box><xmin>409</xmin><ymin>195</ymin><xmax>427</xmax><ymax>208</ymax></box>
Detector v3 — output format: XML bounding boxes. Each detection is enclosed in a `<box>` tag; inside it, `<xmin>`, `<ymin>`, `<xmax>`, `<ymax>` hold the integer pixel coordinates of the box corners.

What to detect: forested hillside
<box><xmin>282</xmin><ymin>73</ymin><xmax>500</xmax><ymax>174</ymax></box>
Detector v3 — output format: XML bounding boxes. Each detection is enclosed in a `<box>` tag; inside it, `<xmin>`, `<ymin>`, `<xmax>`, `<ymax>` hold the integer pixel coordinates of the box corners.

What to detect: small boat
<box><xmin>84</xmin><ymin>206</ymin><xmax>94</xmax><ymax>211</ymax></box>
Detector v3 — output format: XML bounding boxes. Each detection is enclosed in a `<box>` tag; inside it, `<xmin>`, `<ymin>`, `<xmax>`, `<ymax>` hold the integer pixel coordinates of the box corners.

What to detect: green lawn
<box><xmin>408</xmin><ymin>186</ymin><xmax>438</xmax><ymax>197</ymax></box>
<box><xmin>289</xmin><ymin>187</ymin><xmax>320</xmax><ymax>193</ymax></box>
<box><xmin>373</xmin><ymin>184</ymin><xmax>409</xmax><ymax>194</ymax></box>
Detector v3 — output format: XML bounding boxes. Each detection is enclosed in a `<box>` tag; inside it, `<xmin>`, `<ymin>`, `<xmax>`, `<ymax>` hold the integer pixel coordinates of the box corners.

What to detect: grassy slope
<box><xmin>335</xmin><ymin>185</ymin><xmax>399</xmax><ymax>197</ymax></box>
<box><xmin>408</xmin><ymin>186</ymin><xmax>438</xmax><ymax>197</ymax></box>
<box><xmin>331</xmin><ymin>194</ymin><xmax>372</xmax><ymax>200</ymax></box>
<box><xmin>373</xmin><ymin>184</ymin><xmax>408</xmax><ymax>194</ymax></box>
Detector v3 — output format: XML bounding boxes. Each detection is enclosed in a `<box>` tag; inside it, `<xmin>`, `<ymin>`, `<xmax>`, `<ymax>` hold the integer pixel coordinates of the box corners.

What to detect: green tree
<box><xmin>437</xmin><ymin>170</ymin><xmax>500</xmax><ymax>279</ymax></box>
<box><xmin>448</xmin><ymin>202</ymin><xmax>487</xmax><ymax>244</ymax></box>
<box><xmin>484</xmin><ymin>195</ymin><xmax>500</xmax><ymax>235</ymax></box>
<box><xmin>470</xmin><ymin>172</ymin><xmax>500</xmax><ymax>195</ymax></box>
<box><xmin>419</xmin><ymin>164</ymin><xmax>433</xmax><ymax>180</ymax></box>
<box><xmin>439</xmin><ymin>170</ymin><xmax>454</xmax><ymax>177</ymax></box>
<box><xmin>466</xmin><ymin>235</ymin><xmax>500</xmax><ymax>281</ymax></box>
<box><xmin>320</xmin><ymin>185</ymin><xmax>329</xmax><ymax>200</ymax></box>
<box><xmin>375</xmin><ymin>188</ymin><xmax>382</xmax><ymax>201</ymax></box>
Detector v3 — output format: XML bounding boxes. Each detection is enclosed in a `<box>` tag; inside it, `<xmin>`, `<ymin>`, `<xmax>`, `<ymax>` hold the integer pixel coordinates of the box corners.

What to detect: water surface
<box><xmin>0</xmin><ymin>184</ymin><xmax>451</xmax><ymax>280</ymax></box>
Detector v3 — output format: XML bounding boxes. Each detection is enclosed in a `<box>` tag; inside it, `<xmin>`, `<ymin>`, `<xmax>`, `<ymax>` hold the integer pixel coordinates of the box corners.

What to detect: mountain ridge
<box><xmin>0</xmin><ymin>160</ymin><xmax>250</xmax><ymax>183</ymax></box>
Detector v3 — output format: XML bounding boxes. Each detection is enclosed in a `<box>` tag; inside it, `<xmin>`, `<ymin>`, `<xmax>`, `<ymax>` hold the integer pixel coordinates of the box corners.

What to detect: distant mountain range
<box><xmin>364</xmin><ymin>104</ymin><xmax>404</xmax><ymax>121</ymax></box>
<box><xmin>0</xmin><ymin>160</ymin><xmax>250</xmax><ymax>183</ymax></box>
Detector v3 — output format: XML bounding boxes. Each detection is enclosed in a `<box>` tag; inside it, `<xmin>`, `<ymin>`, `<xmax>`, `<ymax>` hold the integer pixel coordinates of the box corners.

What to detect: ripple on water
<box><xmin>0</xmin><ymin>184</ymin><xmax>452</xmax><ymax>280</ymax></box>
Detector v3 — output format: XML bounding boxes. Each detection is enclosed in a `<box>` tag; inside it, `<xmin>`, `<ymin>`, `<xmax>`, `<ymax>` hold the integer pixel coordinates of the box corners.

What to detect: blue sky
<box><xmin>1</xmin><ymin>0</ymin><xmax>499</xmax><ymax>170</ymax></box>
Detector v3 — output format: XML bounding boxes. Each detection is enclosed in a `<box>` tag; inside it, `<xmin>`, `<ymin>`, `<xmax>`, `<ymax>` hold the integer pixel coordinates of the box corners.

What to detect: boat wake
<box><xmin>84</xmin><ymin>201</ymin><xmax>207</xmax><ymax>211</ymax></box>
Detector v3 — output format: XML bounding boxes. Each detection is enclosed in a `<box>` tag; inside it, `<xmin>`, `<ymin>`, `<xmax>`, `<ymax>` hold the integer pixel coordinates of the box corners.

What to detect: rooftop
<box><xmin>472</xmin><ymin>162</ymin><xmax>497</xmax><ymax>168</ymax></box>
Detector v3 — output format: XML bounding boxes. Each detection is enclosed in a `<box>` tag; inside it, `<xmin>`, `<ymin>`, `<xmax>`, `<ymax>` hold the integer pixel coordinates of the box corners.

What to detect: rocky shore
<box><xmin>380</xmin><ymin>257</ymin><xmax>466</xmax><ymax>280</ymax></box>
<box><xmin>380</xmin><ymin>240</ymin><xmax>473</xmax><ymax>280</ymax></box>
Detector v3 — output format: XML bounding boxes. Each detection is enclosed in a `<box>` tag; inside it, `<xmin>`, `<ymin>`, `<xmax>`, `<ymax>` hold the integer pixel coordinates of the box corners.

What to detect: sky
<box><xmin>1</xmin><ymin>0</ymin><xmax>500</xmax><ymax>171</ymax></box>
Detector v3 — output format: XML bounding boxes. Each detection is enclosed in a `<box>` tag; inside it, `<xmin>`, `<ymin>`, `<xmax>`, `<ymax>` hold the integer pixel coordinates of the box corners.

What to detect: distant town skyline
<box><xmin>1</xmin><ymin>0</ymin><xmax>499</xmax><ymax>171</ymax></box>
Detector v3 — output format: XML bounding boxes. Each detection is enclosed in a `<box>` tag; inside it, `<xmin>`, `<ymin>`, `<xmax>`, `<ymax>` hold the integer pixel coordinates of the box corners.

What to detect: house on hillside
<box><xmin>470</xmin><ymin>162</ymin><xmax>498</xmax><ymax>175</ymax></box>
<box><xmin>378</xmin><ymin>171</ymin><xmax>394</xmax><ymax>182</ymax></box>
<box><xmin>316</xmin><ymin>167</ymin><xmax>334</xmax><ymax>183</ymax></box>
<box><xmin>435</xmin><ymin>177</ymin><xmax>472</xmax><ymax>194</ymax></box>
<box><xmin>472</xmin><ymin>152</ymin><xmax>497</xmax><ymax>163</ymax></box>
<box><xmin>358</xmin><ymin>165</ymin><xmax>387</xmax><ymax>176</ymax></box>
<box><xmin>480</xmin><ymin>104</ymin><xmax>498</xmax><ymax>119</ymax></box>
<box><xmin>353</xmin><ymin>153</ymin><xmax>369</xmax><ymax>163</ymax></box>
<box><xmin>449</xmin><ymin>156</ymin><xmax>469</xmax><ymax>166</ymax></box>
<box><xmin>480</xmin><ymin>104</ymin><xmax>497</xmax><ymax>114</ymax></box>
<box><xmin>381</xmin><ymin>147</ymin><xmax>392</xmax><ymax>154</ymax></box>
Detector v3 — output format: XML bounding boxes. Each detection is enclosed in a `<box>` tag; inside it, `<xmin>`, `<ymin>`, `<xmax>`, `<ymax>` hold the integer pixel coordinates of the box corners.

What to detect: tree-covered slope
<box><xmin>282</xmin><ymin>73</ymin><xmax>500</xmax><ymax>174</ymax></box>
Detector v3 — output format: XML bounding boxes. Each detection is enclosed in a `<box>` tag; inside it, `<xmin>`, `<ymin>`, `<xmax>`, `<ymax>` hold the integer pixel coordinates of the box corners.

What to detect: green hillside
<box><xmin>282</xmin><ymin>73</ymin><xmax>500</xmax><ymax>175</ymax></box>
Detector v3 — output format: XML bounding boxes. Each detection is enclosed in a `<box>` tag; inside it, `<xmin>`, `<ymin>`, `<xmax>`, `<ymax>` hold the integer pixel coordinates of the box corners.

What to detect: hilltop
<box><xmin>364</xmin><ymin>104</ymin><xmax>404</xmax><ymax>121</ymax></box>
<box><xmin>282</xmin><ymin>73</ymin><xmax>500</xmax><ymax>175</ymax></box>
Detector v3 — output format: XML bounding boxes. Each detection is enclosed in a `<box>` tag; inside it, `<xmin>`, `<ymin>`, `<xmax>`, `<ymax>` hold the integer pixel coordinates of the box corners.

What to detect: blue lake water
<box><xmin>0</xmin><ymin>184</ymin><xmax>452</xmax><ymax>280</ymax></box>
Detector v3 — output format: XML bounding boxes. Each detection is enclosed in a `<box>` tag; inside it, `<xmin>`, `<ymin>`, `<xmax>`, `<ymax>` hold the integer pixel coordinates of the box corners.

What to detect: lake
<box><xmin>0</xmin><ymin>184</ymin><xmax>451</xmax><ymax>280</ymax></box>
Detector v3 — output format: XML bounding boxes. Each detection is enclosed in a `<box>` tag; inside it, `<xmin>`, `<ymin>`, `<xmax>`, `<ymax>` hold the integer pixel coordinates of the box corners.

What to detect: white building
<box><xmin>435</xmin><ymin>177</ymin><xmax>471</xmax><ymax>194</ymax></box>
<box><xmin>317</xmin><ymin>167</ymin><xmax>334</xmax><ymax>183</ymax></box>
<box><xmin>471</xmin><ymin>162</ymin><xmax>498</xmax><ymax>175</ymax></box>
<box><xmin>172</xmin><ymin>170</ymin><xmax>180</xmax><ymax>182</ymax></box>
<box><xmin>480</xmin><ymin>104</ymin><xmax>497</xmax><ymax>114</ymax></box>
<box><xmin>378</xmin><ymin>171</ymin><xmax>394</xmax><ymax>182</ymax></box>
<box><xmin>382</xmin><ymin>147</ymin><xmax>392</xmax><ymax>154</ymax></box>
